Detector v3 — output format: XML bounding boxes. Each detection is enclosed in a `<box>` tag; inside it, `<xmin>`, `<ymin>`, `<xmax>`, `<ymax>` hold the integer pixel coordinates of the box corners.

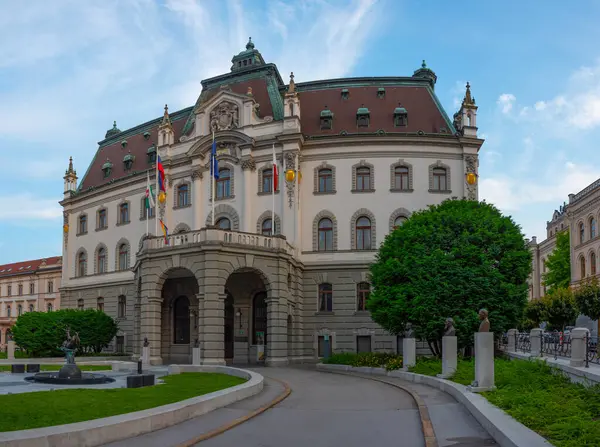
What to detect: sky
<box><xmin>1</xmin><ymin>0</ymin><xmax>600</xmax><ymax>264</ymax></box>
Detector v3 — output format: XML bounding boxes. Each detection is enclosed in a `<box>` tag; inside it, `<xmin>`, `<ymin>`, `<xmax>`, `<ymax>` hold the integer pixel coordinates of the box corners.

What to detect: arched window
<box><xmin>17</xmin><ymin>305</ymin><xmax>22</xmax><ymax>316</ymax></box>
<box><xmin>97</xmin><ymin>297</ymin><xmax>104</xmax><ymax>311</ymax></box>
<box><xmin>591</xmin><ymin>252</ymin><xmax>597</xmax><ymax>276</ymax></box>
<box><xmin>47</xmin><ymin>302</ymin><xmax>53</xmax><ymax>312</ymax></box>
<box><xmin>432</xmin><ymin>167</ymin><xmax>447</xmax><ymax>191</ymax></box>
<box><xmin>591</xmin><ymin>218</ymin><xmax>597</xmax><ymax>239</ymax></box>
<box><xmin>318</xmin><ymin>168</ymin><xmax>333</xmax><ymax>193</ymax></box>
<box><xmin>262</xmin><ymin>218</ymin><xmax>272</xmax><ymax>236</ymax></box>
<box><xmin>118</xmin><ymin>244</ymin><xmax>128</xmax><ymax>271</ymax></box>
<box><xmin>252</xmin><ymin>292</ymin><xmax>268</xmax><ymax>345</ymax></box>
<box><xmin>394</xmin><ymin>216</ymin><xmax>407</xmax><ymax>228</ymax></box>
<box><xmin>262</xmin><ymin>168</ymin><xmax>273</xmax><ymax>193</ymax></box>
<box><xmin>28</xmin><ymin>304</ymin><xmax>34</xmax><ymax>312</ymax></box>
<box><xmin>77</xmin><ymin>299</ymin><xmax>84</xmax><ymax>310</ymax></box>
<box><xmin>580</xmin><ymin>222</ymin><xmax>585</xmax><ymax>244</ymax></box>
<box><xmin>394</xmin><ymin>166</ymin><xmax>409</xmax><ymax>190</ymax></box>
<box><xmin>580</xmin><ymin>256</ymin><xmax>586</xmax><ymax>279</ymax></box>
<box><xmin>177</xmin><ymin>184</ymin><xmax>189</xmax><ymax>207</ymax></box>
<box><xmin>319</xmin><ymin>283</ymin><xmax>333</xmax><ymax>312</ymax></box>
<box><xmin>78</xmin><ymin>251</ymin><xmax>87</xmax><ymax>277</ymax></box>
<box><xmin>119</xmin><ymin>203</ymin><xmax>129</xmax><ymax>224</ymax></box>
<box><xmin>97</xmin><ymin>247</ymin><xmax>107</xmax><ymax>274</ymax></box>
<box><xmin>318</xmin><ymin>218</ymin><xmax>333</xmax><ymax>251</ymax></box>
<box><xmin>356</xmin><ymin>167</ymin><xmax>371</xmax><ymax>191</ymax></box>
<box><xmin>216</xmin><ymin>168</ymin><xmax>231</xmax><ymax>199</ymax></box>
<box><xmin>355</xmin><ymin>216</ymin><xmax>372</xmax><ymax>250</ymax></box>
<box><xmin>357</xmin><ymin>282</ymin><xmax>370</xmax><ymax>311</ymax></box>
<box><xmin>118</xmin><ymin>295</ymin><xmax>126</xmax><ymax>318</ymax></box>
<box><xmin>216</xmin><ymin>217</ymin><xmax>231</xmax><ymax>230</ymax></box>
<box><xmin>174</xmin><ymin>296</ymin><xmax>190</xmax><ymax>344</ymax></box>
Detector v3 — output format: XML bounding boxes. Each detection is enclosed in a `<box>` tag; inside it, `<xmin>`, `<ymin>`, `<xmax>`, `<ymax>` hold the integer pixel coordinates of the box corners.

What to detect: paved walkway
<box><xmin>103</xmin><ymin>366</ymin><xmax>495</xmax><ymax>447</ymax></box>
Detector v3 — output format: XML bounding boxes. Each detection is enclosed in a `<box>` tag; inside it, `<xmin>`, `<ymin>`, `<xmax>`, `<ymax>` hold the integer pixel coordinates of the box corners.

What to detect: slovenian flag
<box><xmin>145</xmin><ymin>172</ymin><xmax>155</xmax><ymax>209</ymax></box>
<box><xmin>157</xmin><ymin>155</ymin><xmax>166</xmax><ymax>192</ymax></box>
<box><xmin>159</xmin><ymin>219</ymin><xmax>169</xmax><ymax>244</ymax></box>
<box><xmin>272</xmin><ymin>144</ymin><xmax>278</xmax><ymax>192</ymax></box>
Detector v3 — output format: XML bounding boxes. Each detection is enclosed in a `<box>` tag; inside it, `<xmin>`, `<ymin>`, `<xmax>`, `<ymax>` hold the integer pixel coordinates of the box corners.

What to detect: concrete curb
<box><xmin>0</xmin><ymin>366</ymin><xmax>264</xmax><ymax>447</ymax></box>
<box><xmin>316</xmin><ymin>363</ymin><xmax>553</xmax><ymax>447</ymax></box>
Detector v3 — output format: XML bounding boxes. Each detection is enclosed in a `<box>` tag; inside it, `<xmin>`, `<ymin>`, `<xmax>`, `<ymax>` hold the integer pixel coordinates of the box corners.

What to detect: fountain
<box><xmin>25</xmin><ymin>327</ymin><xmax>114</xmax><ymax>385</ymax></box>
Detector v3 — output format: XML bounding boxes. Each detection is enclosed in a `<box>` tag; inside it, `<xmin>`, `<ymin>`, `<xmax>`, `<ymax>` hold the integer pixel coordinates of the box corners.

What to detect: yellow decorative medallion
<box><xmin>63</xmin><ymin>224</ymin><xmax>69</xmax><ymax>233</ymax></box>
<box><xmin>158</xmin><ymin>191</ymin><xmax>167</xmax><ymax>204</ymax></box>
<box><xmin>466</xmin><ymin>172</ymin><xmax>477</xmax><ymax>185</ymax></box>
<box><xmin>285</xmin><ymin>169</ymin><xmax>296</xmax><ymax>183</ymax></box>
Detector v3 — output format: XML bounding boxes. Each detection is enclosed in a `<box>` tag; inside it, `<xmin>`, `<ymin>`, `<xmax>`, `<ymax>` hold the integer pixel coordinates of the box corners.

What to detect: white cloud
<box><xmin>0</xmin><ymin>194</ymin><xmax>62</xmax><ymax>221</ymax></box>
<box><xmin>497</xmin><ymin>93</ymin><xmax>516</xmax><ymax>114</ymax></box>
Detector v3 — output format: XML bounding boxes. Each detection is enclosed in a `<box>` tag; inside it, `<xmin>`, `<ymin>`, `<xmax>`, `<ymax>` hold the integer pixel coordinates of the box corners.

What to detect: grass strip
<box><xmin>0</xmin><ymin>372</ymin><xmax>245</xmax><ymax>432</ymax></box>
<box><xmin>409</xmin><ymin>357</ymin><xmax>600</xmax><ymax>447</ymax></box>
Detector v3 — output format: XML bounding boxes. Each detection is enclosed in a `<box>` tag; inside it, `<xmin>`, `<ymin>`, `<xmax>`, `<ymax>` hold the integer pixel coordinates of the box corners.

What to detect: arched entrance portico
<box><xmin>224</xmin><ymin>268</ymin><xmax>271</xmax><ymax>365</ymax></box>
<box><xmin>160</xmin><ymin>267</ymin><xmax>199</xmax><ymax>364</ymax></box>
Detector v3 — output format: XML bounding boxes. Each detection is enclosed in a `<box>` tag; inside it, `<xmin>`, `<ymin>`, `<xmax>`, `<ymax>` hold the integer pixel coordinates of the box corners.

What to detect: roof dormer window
<box><xmin>102</xmin><ymin>159</ymin><xmax>113</xmax><ymax>178</ymax></box>
<box><xmin>320</xmin><ymin>106</ymin><xmax>333</xmax><ymax>130</ymax></box>
<box><xmin>147</xmin><ymin>144</ymin><xmax>157</xmax><ymax>164</ymax></box>
<box><xmin>394</xmin><ymin>104</ymin><xmax>408</xmax><ymax>127</ymax></box>
<box><xmin>123</xmin><ymin>152</ymin><xmax>135</xmax><ymax>171</ymax></box>
<box><xmin>377</xmin><ymin>87</ymin><xmax>385</xmax><ymax>99</ymax></box>
<box><xmin>356</xmin><ymin>105</ymin><xmax>370</xmax><ymax>128</ymax></box>
<box><xmin>341</xmin><ymin>88</ymin><xmax>349</xmax><ymax>100</ymax></box>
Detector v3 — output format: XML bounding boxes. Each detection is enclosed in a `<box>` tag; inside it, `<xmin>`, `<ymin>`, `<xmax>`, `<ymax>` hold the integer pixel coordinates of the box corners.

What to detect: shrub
<box><xmin>11</xmin><ymin>309</ymin><xmax>119</xmax><ymax>357</ymax></box>
<box><xmin>323</xmin><ymin>352</ymin><xmax>403</xmax><ymax>370</ymax></box>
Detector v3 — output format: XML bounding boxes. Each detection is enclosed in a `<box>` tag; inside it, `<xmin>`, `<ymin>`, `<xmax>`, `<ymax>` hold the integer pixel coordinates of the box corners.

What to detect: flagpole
<box><xmin>146</xmin><ymin>172</ymin><xmax>149</xmax><ymax>236</ymax></box>
<box><xmin>211</xmin><ymin>130</ymin><xmax>215</xmax><ymax>226</ymax></box>
<box><xmin>272</xmin><ymin>144</ymin><xmax>276</xmax><ymax>236</ymax></box>
<box><xmin>155</xmin><ymin>156</ymin><xmax>158</xmax><ymax>237</ymax></box>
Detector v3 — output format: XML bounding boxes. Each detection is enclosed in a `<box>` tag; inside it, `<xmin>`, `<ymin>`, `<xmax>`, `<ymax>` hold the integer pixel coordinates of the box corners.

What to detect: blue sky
<box><xmin>1</xmin><ymin>0</ymin><xmax>600</xmax><ymax>264</ymax></box>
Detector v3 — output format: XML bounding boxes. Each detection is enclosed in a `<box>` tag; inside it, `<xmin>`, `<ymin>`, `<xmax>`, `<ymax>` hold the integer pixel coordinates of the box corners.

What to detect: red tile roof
<box><xmin>0</xmin><ymin>256</ymin><xmax>62</xmax><ymax>279</ymax></box>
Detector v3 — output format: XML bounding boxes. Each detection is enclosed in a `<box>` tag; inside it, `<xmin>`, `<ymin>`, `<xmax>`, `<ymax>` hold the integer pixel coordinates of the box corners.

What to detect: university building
<box><xmin>59</xmin><ymin>39</ymin><xmax>483</xmax><ymax>365</ymax></box>
<box><xmin>528</xmin><ymin>179</ymin><xmax>600</xmax><ymax>333</ymax></box>
<box><xmin>0</xmin><ymin>257</ymin><xmax>62</xmax><ymax>349</ymax></box>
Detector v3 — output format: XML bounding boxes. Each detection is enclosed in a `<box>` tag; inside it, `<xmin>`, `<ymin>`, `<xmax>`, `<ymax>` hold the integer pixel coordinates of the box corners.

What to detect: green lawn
<box><xmin>410</xmin><ymin>357</ymin><xmax>600</xmax><ymax>447</ymax></box>
<box><xmin>0</xmin><ymin>364</ymin><xmax>112</xmax><ymax>372</ymax></box>
<box><xmin>0</xmin><ymin>373</ymin><xmax>246</xmax><ymax>432</ymax></box>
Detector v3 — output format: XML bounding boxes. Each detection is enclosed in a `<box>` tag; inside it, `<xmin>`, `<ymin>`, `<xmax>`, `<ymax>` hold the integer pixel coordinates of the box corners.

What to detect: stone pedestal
<box><xmin>402</xmin><ymin>338</ymin><xmax>416</xmax><ymax>370</ymax></box>
<box><xmin>468</xmin><ymin>332</ymin><xmax>496</xmax><ymax>392</ymax></box>
<box><xmin>142</xmin><ymin>346</ymin><xmax>150</xmax><ymax>367</ymax></box>
<box><xmin>437</xmin><ymin>336</ymin><xmax>457</xmax><ymax>379</ymax></box>
<box><xmin>7</xmin><ymin>341</ymin><xmax>15</xmax><ymax>360</ymax></box>
<box><xmin>192</xmin><ymin>347</ymin><xmax>202</xmax><ymax>366</ymax></box>
<box><xmin>570</xmin><ymin>327</ymin><xmax>590</xmax><ymax>367</ymax></box>
<box><xmin>530</xmin><ymin>328</ymin><xmax>543</xmax><ymax>356</ymax></box>
<box><xmin>506</xmin><ymin>328</ymin><xmax>518</xmax><ymax>352</ymax></box>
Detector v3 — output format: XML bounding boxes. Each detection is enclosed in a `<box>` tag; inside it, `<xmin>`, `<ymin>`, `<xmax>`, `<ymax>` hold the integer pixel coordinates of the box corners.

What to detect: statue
<box><xmin>404</xmin><ymin>323</ymin><xmax>415</xmax><ymax>339</ymax></box>
<box><xmin>7</xmin><ymin>331</ymin><xmax>12</xmax><ymax>342</ymax></box>
<box><xmin>60</xmin><ymin>326</ymin><xmax>80</xmax><ymax>365</ymax></box>
<box><xmin>478</xmin><ymin>309</ymin><xmax>490</xmax><ymax>332</ymax></box>
<box><xmin>194</xmin><ymin>338</ymin><xmax>200</xmax><ymax>348</ymax></box>
<box><xmin>143</xmin><ymin>337</ymin><xmax>149</xmax><ymax>348</ymax></box>
<box><xmin>444</xmin><ymin>318</ymin><xmax>456</xmax><ymax>337</ymax></box>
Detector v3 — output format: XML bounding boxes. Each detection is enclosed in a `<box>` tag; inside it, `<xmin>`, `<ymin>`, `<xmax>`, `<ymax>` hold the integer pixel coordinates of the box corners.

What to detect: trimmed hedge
<box><xmin>323</xmin><ymin>352</ymin><xmax>403</xmax><ymax>371</ymax></box>
<box><xmin>10</xmin><ymin>309</ymin><xmax>118</xmax><ymax>357</ymax></box>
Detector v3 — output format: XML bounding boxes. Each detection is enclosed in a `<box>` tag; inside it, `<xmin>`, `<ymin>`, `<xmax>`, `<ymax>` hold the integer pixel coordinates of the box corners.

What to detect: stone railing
<box><xmin>142</xmin><ymin>228</ymin><xmax>297</xmax><ymax>257</ymax></box>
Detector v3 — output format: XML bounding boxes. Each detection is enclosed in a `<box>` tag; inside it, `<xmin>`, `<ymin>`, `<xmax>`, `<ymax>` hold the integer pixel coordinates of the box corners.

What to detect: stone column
<box><xmin>141</xmin><ymin>296</ymin><xmax>162</xmax><ymax>365</ymax></box>
<box><xmin>469</xmin><ymin>332</ymin><xmax>496</xmax><ymax>392</ymax></box>
<box><xmin>202</xmin><ymin>291</ymin><xmax>226</xmax><ymax>366</ymax></box>
<box><xmin>242</xmin><ymin>163</ymin><xmax>253</xmax><ymax>233</ymax></box>
<box><xmin>402</xmin><ymin>338</ymin><xmax>416</xmax><ymax>370</ymax></box>
<box><xmin>438</xmin><ymin>336</ymin><xmax>457</xmax><ymax>379</ymax></box>
<box><xmin>196</xmin><ymin>292</ymin><xmax>204</xmax><ymax>359</ymax></box>
<box><xmin>7</xmin><ymin>340</ymin><xmax>15</xmax><ymax>360</ymax></box>
<box><xmin>507</xmin><ymin>328</ymin><xmax>518</xmax><ymax>352</ymax></box>
<box><xmin>133</xmin><ymin>300</ymin><xmax>142</xmax><ymax>358</ymax></box>
<box><xmin>266</xmin><ymin>274</ymin><xmax>289</xmax><ymax>366</ymax></box>
<box><xmin>281</xmin><ymin>151</ymin><xmax>299</xmax><ymax>245</ymax></box>
<box><xmin>530</xmin><ymin>328</ymin><xmax>543</xmax><ymax>356</ymax></box>
<box><xmin>192</xmin><ymin>171</ymin><xmax>204</xmax><ymax>230</ymax></box>
<box><xmin>570</xmin><ymin>327</ymin><xmax>590</xmax><ymax>367</ymax></box>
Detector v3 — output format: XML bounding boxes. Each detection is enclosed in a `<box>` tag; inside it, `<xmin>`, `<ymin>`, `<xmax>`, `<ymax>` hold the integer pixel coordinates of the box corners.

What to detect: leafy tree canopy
<box><xmin>542</xmin><ymin>230</ymin><xmax>571</xmax><ymax>294</ymax></box>
<box><xmin>522</xmin><ymin>299</ymin><xmax>546</xmax><ymax>330</ymax></box>
<box><xmin>367</xmin><ymin>199</ymin><xmax>531</xmax><ymax>350</ymax></box>
<box><xmin>541</xmin><ymin>287</ymin><xmax>578</xmax><ymax>331</ymax></box>
<box><xmin>574</xmin><ymin>277</ymin><xmax>600</xmax><ymax>321</ymax></box>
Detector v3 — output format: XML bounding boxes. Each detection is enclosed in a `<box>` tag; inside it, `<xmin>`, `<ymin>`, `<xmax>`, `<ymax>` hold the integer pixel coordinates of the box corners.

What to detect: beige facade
<box><xmin>59</xmin><ymin>42</ymin><xmax>483</xmax><ymax>365</ymax></box>
<box><xmin>0</xmin><ymin>256</ymin><xmax>62</xmax><ymax>348</ymax></box>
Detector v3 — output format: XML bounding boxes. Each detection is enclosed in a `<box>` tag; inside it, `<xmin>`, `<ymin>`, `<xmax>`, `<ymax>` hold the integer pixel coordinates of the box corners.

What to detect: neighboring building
<box><xmin>59</xmin><ymin>39</ymin><xmax>484</xmax><ymax>365</ymax></box>
<box><xmin>528</xmin><ymin>179</ymin><xmax>600</xmax><ymax>333</ymax></box>
<box><xmin>0</xmin><ymin>257</ymin><xmax>62</xmax><ymax>348</ymax></box>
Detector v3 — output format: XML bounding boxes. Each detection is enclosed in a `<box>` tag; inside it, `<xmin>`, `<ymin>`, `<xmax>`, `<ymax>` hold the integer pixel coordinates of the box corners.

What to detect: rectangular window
<box><xmin>29</xmin><ymin>283</ymin><xmax>35</xmax><ymax>295</ymax></box>
<box><xmin>318</xmin><ymin>169</ymin><xmax>333</xmax><ymax>193</ymax></box>
<box><xmin>79</xmin><ymin>215</ymin><xmax>87</xmax><ymax>234</ymax></box>
<box><xmin>262</xmin><ymin>169</ymin><xmax>273</xmax><ymax>193</ymax></box>
<box><xmin>319</xmin><ymin>284</ymin><xmax>333</xmax><ymax>312</ymax></box>
<box><xmin>432</xmin><ymin>168</ymin><xmax>447</xmax><ymax>191</ymax></box>
<box><xmin>18</xmin><ymin>284</ymin><xmax>23</xmax><ymax>296</ymax></box>
<box><xmin>356</xmin><ymin>167</ymin><xmax>371</xmax><ymax>191</ymax></box>
<box><xmin>357</xmin><ymin>335</ymin><xmax>372</xmax><ymax>353</ymax></box>
<box><xmin>7</xmin><ymin>285</ymin><xmax>12</xmax><ymax>296</ymax></box>
<box><xmin>118</xmin><ymin>296</ymin><xmax>126</xmax><ymax>318</ymax></box>
<box><xmin>98</xmin><ymin>209</ymin><xmax>107</xmax><ymax>229</ymax></box>
<box><xmin>48</xmin><ymin>281</ymin><xmax>54</xmax><ymax>294</ymax></box>
<box><xmin>318</xmin><ymin>335</ymin><xmax>333</xmax><ymax>357</ymax></box>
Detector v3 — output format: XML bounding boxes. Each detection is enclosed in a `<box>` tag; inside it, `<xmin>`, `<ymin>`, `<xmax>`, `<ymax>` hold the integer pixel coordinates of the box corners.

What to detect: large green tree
<box><xmin>542</xmin><ymin>230</ymin><xmax>571</xmax><ymax>294</ymax></box>
<box><xmin>542</xmin><ymin>287</ymin><xmax>578</xmax><ymax>331</ymax></box>
<box><xmin>367</xmin><ymin>199</ymin><xmax>531</xmax><ymax>354</ymax></box>
<box><xmin>574</xmin><ymin>277</ymin><xmax>600</xmax><ymax>322</ymax></box>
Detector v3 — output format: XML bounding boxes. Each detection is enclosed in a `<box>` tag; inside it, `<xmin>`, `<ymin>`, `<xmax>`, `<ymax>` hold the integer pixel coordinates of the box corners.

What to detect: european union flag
<box><xmin>210</xmin><ymin>138</ymin><xmax>219</xmax><ymax>179</ymax></box>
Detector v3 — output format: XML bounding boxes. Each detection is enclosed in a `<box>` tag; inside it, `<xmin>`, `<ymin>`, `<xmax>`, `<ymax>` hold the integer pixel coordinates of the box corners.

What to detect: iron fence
<box><xmin>585</xmin><ymin>333</ymin><xmax>600</xmax><ymax>367</ymax></box>
<box><xmin>541</xmin><ymin>331</ymin><xmax>571</xmax><ymax>360</ymax></box>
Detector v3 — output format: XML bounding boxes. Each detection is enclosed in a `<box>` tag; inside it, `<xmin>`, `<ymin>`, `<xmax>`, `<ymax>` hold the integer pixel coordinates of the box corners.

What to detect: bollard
<box><xmin>137</xmin><ymin>359</ymin><xmax>143</xmax><ymax>374</ymax></box>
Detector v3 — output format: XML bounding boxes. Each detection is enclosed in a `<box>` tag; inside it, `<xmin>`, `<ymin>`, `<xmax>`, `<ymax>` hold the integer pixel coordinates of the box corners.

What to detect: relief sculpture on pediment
<box><xmin>210</xmin><ymin>101</ymin><xmax>239</xmax><ymax>132</ymax></box>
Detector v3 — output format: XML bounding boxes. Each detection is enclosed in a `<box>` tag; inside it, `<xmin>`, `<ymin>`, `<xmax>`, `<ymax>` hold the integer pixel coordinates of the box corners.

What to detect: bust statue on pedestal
<box><xmin>444</xmin><ymin>318</ymin><xmax>456</xmax><ymax>336</ymax></box>
<box><xmin>404</xmin><ymin>322</ymin><xmax>415</xmax><ymax>339</ymax></box>
<box><xmin>478</xmin><ymin>309</ymin><xmax>490</xmax><ymax>332</ymax></box>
